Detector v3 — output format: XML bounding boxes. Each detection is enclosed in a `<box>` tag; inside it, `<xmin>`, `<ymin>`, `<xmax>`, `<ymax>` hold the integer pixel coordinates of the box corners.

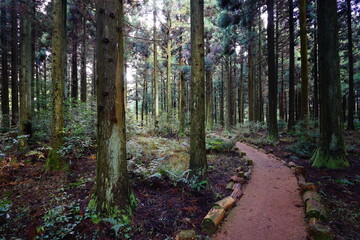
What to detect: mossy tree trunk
<box><xmin>71</xmin><ymin>39</ymin><xmax>78</xmax><ymax>101</ymax></box>
<box><xmin>225</xmin><ymin>56</ymin><xmax>232</xmax><ymax>131</ymax></box>
<box><xmin>19</xmin><ymin>1</ymin><xmax>33</xmax><ymax>137</ymax></box>
<box><xmin>179</xmin><ymin>39</ymin><xmax>186</xmax><ymax>136</ymax></box>
<box><xmin>299</xmin><ymin>0</ymin><xmax>309</xmax><ymax>127</ymax></box>
<box><xmin>310</xmin><ymin>0</ymin><xmax>349</xmax><ymax>169</ymax></box>
<box><xmin>205</xmin><ymin>38</ymin><xmax>212</xmax><ymax>130</ymax></box>
<box><xmin>1</xmin><ymin>6</ymin><xmax>10</xmax><ymax>132</ymax></box>
<box><xmin>46</xmin><ymin>0</ymin><xmax>66</xmax><ymax>170</ymax></box>
<box><xmin>189</xmin><ymin>0</ymin><xmax>208</xmax><ymax>182</ymax></box>
<box><xmin>95</xmin><ymin>0</ymin><xmax>131</xmax><ymax>215</ymax></box>
<box><xmin>267</xmin><ymin>0</ymin><xmax>278</xmax><ymax>141</ymax></box>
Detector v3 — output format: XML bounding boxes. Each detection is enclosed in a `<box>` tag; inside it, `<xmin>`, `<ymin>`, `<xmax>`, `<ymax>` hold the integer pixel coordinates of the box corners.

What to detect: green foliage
<box><xmin>35</xmin><ymin>201</ymin><xmax>83</xmax><ymax>240</ymax></box>
<box><xmin>60</xmin><ymin>100</ymin><xmax>96</xmax><ymax>158</ymax></box>
<box><xmin>0</xmin><ymin>198</ymin><xmax>11</xmax><ymax>225</ymax></box>
<box><xmin>206</xmin><ymin>137</ymin><xmax>235</xmax><ymax>152</ymax></box>
<box><xmin>287</xmin><ymin>125</ymin><xmax>319</xmax><ymax>158</ymax></box>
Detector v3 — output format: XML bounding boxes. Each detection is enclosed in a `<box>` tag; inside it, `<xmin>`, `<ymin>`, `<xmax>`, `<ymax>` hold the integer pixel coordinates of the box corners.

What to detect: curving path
<box><xmin>212</xmin><ymin>142</ymin><xmax>307</xmax><ymax>240</ymax></box>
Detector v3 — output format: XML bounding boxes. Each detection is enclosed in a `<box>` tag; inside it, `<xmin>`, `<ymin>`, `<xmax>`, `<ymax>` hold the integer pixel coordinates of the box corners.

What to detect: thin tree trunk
<box><xmin>166</xmin><ymin>14</ymin><xmax>172</xmax><ymax>115</ymax></box>
<box><xmin>205</xmin><ymin>38</ymin><xmax>212</xmax><ymax>130</ymax></box>
<box><xmin>71</xmin><ymin>40</ymin><xmax>78</xmax><ymax>101</ymax></box>
<box><xmin>1</xmin><ymin>6</ymin><xmax>10</xmax><ymax>131</ymax></box>
<box><xmin>347</xmin><ymin>0</ymin><xmax>355</xmax><ymax>130</ymax></box>
<box><xmin>313</xmin><ymin>27</ymin><xmax>319</xmax><ymax>120</ymax></box>
<box><xmin>288</xmin><ymin>0</ymin><xmax>295</xmax><ymax>130</ymax></box>
<box><xmin>248</xmin><ymin>42</ymin><xmax>254</xmax><ymax>122</ymax></box>
<box><xmin>11</xmin><ymin>1</ymin><xmax>19</xmax><ymax>126</ymax></box>
<box><xmin>299</xmin><ymin>0</ymin><xmax>309</xmax><ymax>127</ymax></box>
<box><xmin>153</xmin><ymin>2</ymin><xmax>159</xmax><ymax>127</ymax></box>
<box><xmin>19</xmin><ymin>4</ymin><xmax>32</xmax><ymax>137</ymax></box>
<box><xmin>220</xmin><ymin>62</ymin><xmax>224</xmax><ymax>126</ymax></box>
<box><xmin>267</xmin><ymin>0</ymin><xmax>278</xmax><ymax>140</ymax></box>
<box><xmin>81</xmin><ymin>16</ymin><xmax>87</xmax><ymax>102</ymax></box>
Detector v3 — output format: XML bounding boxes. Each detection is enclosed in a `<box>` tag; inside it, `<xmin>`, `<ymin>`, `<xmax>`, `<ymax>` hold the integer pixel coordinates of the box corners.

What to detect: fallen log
<box><xmin>308</xmin><ymin>218</ymin><xmax>333</xmax><ymax>240</ymax></box>
<box><xmin>201</xmin><ymin>207</ymin><xmax>226</xmax><ymax>234</ymax></box>
<box><xmin>214</xmin><ymin>196</ymin><xmax>235</xmax><ymax>211</ymax></box>
<box><xmin>303</xmin><ymin>191</ymin><xmax>321</xmax><ymax>203</ymax></box>
<box><xmin>230</xmin><ymin>183</ymin><xmax>243</xmax><ymax>200</ymax></box>
<box><xmin>306</xmin><ymin>199</ymin><xmax>327</xmax><ymax>221</ymax></box>
<box><xmin>226</xmin><ymin>181</ymin><xmax>235</xmax><ymax>190</ymax></box>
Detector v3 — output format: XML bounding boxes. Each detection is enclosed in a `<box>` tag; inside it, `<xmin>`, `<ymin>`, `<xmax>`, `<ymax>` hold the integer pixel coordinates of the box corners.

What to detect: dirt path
<box><xmin>212</xmin><ymin>142</ymin><xmax>307</xmax><ymax>240</ymax></box>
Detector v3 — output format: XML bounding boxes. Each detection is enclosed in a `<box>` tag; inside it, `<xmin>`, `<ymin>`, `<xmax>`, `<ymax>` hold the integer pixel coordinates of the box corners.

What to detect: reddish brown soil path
<box><xmin>213</xmin><ymin>142</ymin><xmax>307</xmax><ymax>240</ymax></box>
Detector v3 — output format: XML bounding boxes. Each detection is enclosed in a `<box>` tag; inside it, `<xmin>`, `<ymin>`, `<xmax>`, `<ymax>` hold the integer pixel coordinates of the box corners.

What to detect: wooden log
<box><xmin>226</xmin><ymin>181</ymin><xmax>235</xmax><ymax>190</ymax></box>
<box><xmin>297</xmin><ymin>174</ymin><xmax>306</xmax><ymax>186</ymax></box>
<box><xmin>303</xmin><ymin>191</ymin><xmax>321</xmax><ymax>203</ymax></box>
<box><xmin>237</xmin><ymin>171</ymin><xmax>245</xmax><ymax>178</ymax></box>
<box><xmin>306</xmin><ymin>199</ymin><xmax>327</xmax><ymax>221</ymax></box>
<box><xmin>245</xmin><ymin>158</ymin><xmax>253</xmax><ymax>166</ymax></box>
<box><xmin>300</xmin><ymin>182</ymin><xmax>317</xmax><ymax>192</ymax></box>
<box><xmin>202</xmin><ymin>207</ymin><xmax>226</xmax><ymax>234</ymax></box>
<box><xmin>175</xmin><ymin>230</ymin><xmax>196</xmax><ymax>240</ymax></box>
<box><xmin>230</xmin><ymin>183</ymin><xmax>243</xmax><ymax>200</ymax></box>
<box><xmin>293</xmin><ymin>166</ymin><xmax>305</xmax><ymax>175</ymax></box>
<box><xmin>230</xmin><ymin>175</ymin><xmax>244</xmax><ymax>183</ymax></box>
<box><xmin>308</xmin><ymin>218</ymin><xmax>334</xmax><ymax>240</ymax></box>
<box><xmin>214</xmin><ymin>196</ymin><xmax>235</xmax><ymax>210</ymax></box>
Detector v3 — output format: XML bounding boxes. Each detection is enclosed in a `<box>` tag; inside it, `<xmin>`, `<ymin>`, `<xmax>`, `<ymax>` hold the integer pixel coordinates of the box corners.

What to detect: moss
<box><xmin>45</xmin><ymin>149</ymin><xmax>67</xmax><ymax>171</ymax></box>
<box><xmin>310</xmin><ymin>149</ymin><xmax>349</xmax><ymax>169</ymax></box>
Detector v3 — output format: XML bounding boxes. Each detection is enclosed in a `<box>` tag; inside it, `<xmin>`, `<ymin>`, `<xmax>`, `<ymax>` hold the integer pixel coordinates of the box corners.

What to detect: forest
<box><xmin>0</xmin><ymin>0</ymin><xmax>359</xmax><ymax>239</ymax></box>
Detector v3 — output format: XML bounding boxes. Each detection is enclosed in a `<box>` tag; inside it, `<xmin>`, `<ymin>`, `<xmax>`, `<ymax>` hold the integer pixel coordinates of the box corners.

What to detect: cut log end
<box><xmin>202</xmin><ymin>207</ymin><xmax>225</xmax><ymax>234</ymax></box>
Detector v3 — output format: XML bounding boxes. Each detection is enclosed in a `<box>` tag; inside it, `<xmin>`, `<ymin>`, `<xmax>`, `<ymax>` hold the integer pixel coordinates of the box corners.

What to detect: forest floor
<box><xmin>0</xmin><ymin>133</ymin><xmax>248</xmax><ymax>240</ymax></box>
<box><xmin>0</xmin><ymin>126</ymin><xmax>359</xmax><ymax>240</ymax></box>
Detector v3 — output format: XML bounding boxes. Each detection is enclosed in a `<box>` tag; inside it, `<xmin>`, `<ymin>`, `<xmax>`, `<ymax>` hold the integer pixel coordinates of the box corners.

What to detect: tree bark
<box><xmin>95</xmin><ymin>0</ymin><xmax>131</xmax><ymax>215</ymax></box>
<box><xmin>346</xmin><ymin>0</ymin><xmax>354</xmax><ymax>130</ymax></box>
<box><xmin>19</xmin><ymin>2</ymin><xmax>33</xmax><ymax>137</ymax></box>
<box><xmin>71</xmin><ymin>39</ymin><xmax>78</xmax><ymax>101</ymax></box>
<box><xmin>205</xmin><ymin>38</ymin><xmax>212</xmax><ymax>130</ymax></box>
<box><xmin>267</xmin><ymin>0</ymin><xmax>278</xmax><ymax>140</ymax></box>
<box><xmin>299</xmin><ymin>0</ymin><xmax>309</xmax><ymax>127</ymax></box>
<box><xmin>153</xmin><ymin>1</ymin><xmax>159</xmax><ymax>128</ymax></box>
<box><xmin>81</xmin><ymin>16</ymin><xmax>87</xmax><ymax>102</ymax></box>
<box><xmin>288</xmin><ymin>0</ymin><xmax>295</xmax><ymax>130</ymax></box>
<box><xmin>1</xmin><ymin>6</ymin><xmax>10</xmax><ymax>132</ymax></box>
<box><xmin>11</xmin><ymin>1</ymin><xmax>19</xmax><ymax>126</ymax></box>
<box><xmin>310</xmin><ymin>0</ymin><xmax>348</xmax><ymax>169</ymax></box>
<box><xmin>46</xmin><ymin>0</ymin><xmax>66</xmax><ymax>170</ymax></box>
<box><xmin>190</xmin><ymin>0</ymin><xmax>208</xmax><ymax>182</ymax></box>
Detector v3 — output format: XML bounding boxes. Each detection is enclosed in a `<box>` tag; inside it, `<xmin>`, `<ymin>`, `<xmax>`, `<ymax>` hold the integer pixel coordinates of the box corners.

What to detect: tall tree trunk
<box><xmin>311</xmin><ymin>0</ymin><xmax>348</xmax><ymax>169</ymax></box>
<box><xmin>248</xmin><ymin>42</ymin><xmax>254</xmax><ymax>122</ymax></box>
<box><xmin>280</xmin><ymin>51</ymin><xmax>285</xmax><ymax>120</ymax></box>
<box><xmin>238</xmin><ymin>57</ymin><xmax>244</xmax><ymax>123</ymax></box>
<box><xmin>346</xmin><ymin>0</ymin><xmax>354</xmax><ymax>130</ymax></box>
<box><xmin>166</xmin><ymin>14</ymin><xmax>172</xmax><ymax>115</ymax></box>
<box><xmin>35</xmin><ymin>64</ymin><xmax>40</xmax><ymax>111</ymax></box>
<box><xmin>19</xmin><ymin>3</ymin><xmax>32</xmax><ymax>137</ymax></box>
<box><xmin>153</xmin><ymin>1</ymin><xmax>159</xmax><ymax>128</ymax></box>
<box><xmin>95</xmin><ymin>0</ymin><xmax>131</xmax><ymax>215</ymax></box>
<box><xmin>190</xmin><ymin>0</ymin><xmax>207</xmax><ymax>182</ymax></box>
<box><xmin>1</xmin><ymin>6</ymin><xmax>10</xmax><ymax>132</ymax></box>
<box><xmin>205</xmin><ymin>39</ymin><xmax>212</xmax><ymax>130</ymax></box>
<box><xmin>11</xmin><ymin>1</ymin><xmax>19</xmax><ymax>126</ymax></box>
<box><xmin>220</xmin><ymin>62</ymin><xmax>224</xmax><ymax>126</ymax></box>
<box><xmin>288</xmin><ymin>0</ymin><xmax>295</xmax><ymax>130</ymax></box>
<box><xmin>46</xmin><ymin>0</ymin><xmax>66</xmax><ymax>170</ymax></box>
<box><xmin>71</xmin><ymin>40</ymin><xmax>78</xmax><ymax>101</ymax></box>
<box><xmin>299</xmin><ymin>0</ymin><xmax>309</xmax><ymax>126</ymax></box>
<box><xmin>81</xmin><ymin>16</ymin><xmax>87</xmax><ymax>102</ymax></box>
<box><xmin>267</xmin><ymin>0</ymin><xmax>278</xmax><ymax>140</ymax></box>
<box><xmin>225</xmin><ymin>56</ymin><xmax>232</xmax><ymax>131</ymax></box>
<box><xmin>313</xmin><ymin>26</ymin><xmax>319</xmax><ymax>120</ymax></box>
<box><xmin>178</xmin><ymin>36</ymin><xmax>186</xmax><ymax>136</ymax></box>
